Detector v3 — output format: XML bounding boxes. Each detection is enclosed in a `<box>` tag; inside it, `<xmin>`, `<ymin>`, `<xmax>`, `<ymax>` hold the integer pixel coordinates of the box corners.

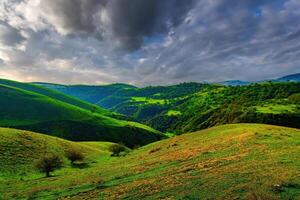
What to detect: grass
<box><xmin>0</xmin><ymin>79</ymin><xmax>114</xmax><ymax>117</ymax></box>
<box><xmin>1</xmin><ymin>124</ymin><xmax>300</xmax><ymax>199</ymax></box>
<box><xmin>256</xmin><ymin>104</ymin><xmax>299</xmax><ymax>114</ymax></box>
<box><xmin>166</xmin><ymin>110</ymin><xmax>182</xmax><ymax>116</ymax></box>
<box><xmin>0</xmin><ymin>128</ymin><xmax>113</xmax><ymax>176</ymax></box>
<box><xmin>131</xmin><ymin>97</ymin><xmax>167</xmax><ymax>105</ymax></box>
<box><xmin>0</xmin><ymin>84</ymin><xmax>165</xmax><ymax>147</ymax></box>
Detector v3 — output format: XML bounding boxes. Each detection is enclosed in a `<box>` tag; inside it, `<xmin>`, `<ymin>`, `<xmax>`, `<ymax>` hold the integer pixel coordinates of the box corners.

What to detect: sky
<box><xmin>0</xmin><ymin>0</ymin><xmax>299</xmax><ymax>86</ymax></box>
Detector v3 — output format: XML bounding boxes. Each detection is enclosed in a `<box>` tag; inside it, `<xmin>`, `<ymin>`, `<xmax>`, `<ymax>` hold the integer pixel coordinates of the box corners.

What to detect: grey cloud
<box><xmin>37</xmin><ymin>0</ymin><xmax>195</xmax><ymax>50</ymax></box>
<box><xmin>1</xmin><ymin>0</ymin><xmax>300</xmax><ymax>86</ymax></box>
<box><xmin>0</xmin><ymin>21</ymin><xmax>25</xmax><ymax>46</ymax></box>
<box><xmin>132</xmin><ymin>0</ymin><xmax>300</xmax><ymax>85</ymax></box>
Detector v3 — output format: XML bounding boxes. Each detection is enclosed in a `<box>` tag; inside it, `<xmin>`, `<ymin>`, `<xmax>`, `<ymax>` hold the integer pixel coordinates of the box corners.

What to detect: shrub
<box><xmin>109</xmin><ymin>144</ymin><xmax>126</xmax><ymax>156</ymax></box>
<box><xmin>35</xmin><ymin>154</ymin><xmax>63</xmax><ymax>177</ymax></box>
<box><xmin>65</xmin><ymin>149</ymin><xmax>85</xmax><ymax>165</ymax></box>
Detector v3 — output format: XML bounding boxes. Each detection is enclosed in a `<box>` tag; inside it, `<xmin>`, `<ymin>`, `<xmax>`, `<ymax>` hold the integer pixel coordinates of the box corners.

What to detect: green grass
<box><xmin>0</xmin><ymin>128</ymin><xmax>113</xmax><ymax>176</ymax></box>
<box><xmin>0</xmin><ymin>79</ymin><xmax>115</xmax><ymax>117</ymax></box>
<box><xmin>37</xmin><ymin>81</ymin><xmax>300</xmax><ymax>133</ymax></box>
<box><xmin>131</xmin><ymin>97</ymin><xmax>167</xmax><ymax>105</ymax></box>
<box><xmin>166</xmin><ymin>110</ymin><xmax>182</xmax><ymax>116</ymax></box>
<box><xmin>1</xmin><ymin>124</ymin><xmax>300</xmax><ymax>199</ymax></box>
<box><xmin>0</xmin><ymin>84</ymin><xmax>165</xmax><ymax>147</ymax></box>
<box><xmin>256</xmin><ymin>104</ymin><xmax>299</xmax><ymax>114</ymax></box>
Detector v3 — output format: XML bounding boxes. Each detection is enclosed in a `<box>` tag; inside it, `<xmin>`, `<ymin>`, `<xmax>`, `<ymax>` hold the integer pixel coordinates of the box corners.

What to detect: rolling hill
<box><xmin>1</xmin><ymin>124</ymin><xmax>299</xmax><ymax>199</ymax></box>
<box><xmin>0</xmin><ymin>127</ymin><xmax>115</xmax><ymax>175</ymax></box>
<box><xmin>0</xmin><ymin>82</ymin><xmax>165</xmax><ymax>147</ymax></box>
<box><xmin>0</xmin><ymin>79</ymin><xmax>121</xmax><ymax>118</ymax></box>
<box><xmin>39</xmin><ymin>81</ymin><xmax>300</xmax><ymax>133</ymax></box>
<box><xmin>34</xmin><ymin>82</ymin><xmax>137</xmax><ymax>107</ymax></box>
<box><xmin>277</xmin><ymin>73</ymin><xmax>300</xmax><ymax>82</ymax></box>
<box><xmin>36</xmin><ymin>82</ymin><xmax>208</xmax><ymax>109</ymax></box>
<box><xmin>149</xmin><ymin>82</ymin><xmax>300</xmax><ymax>133</ymax></box>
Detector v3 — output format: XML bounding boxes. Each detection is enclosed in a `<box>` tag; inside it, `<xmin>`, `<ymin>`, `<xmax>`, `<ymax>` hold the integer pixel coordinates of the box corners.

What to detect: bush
<box><xmin>109</xmin><ymin>144</ymin><xmax>126</xmax><ymax>156</ymax></box>
<box><xmin>35</xmin><ymin>154</ymin><xmax>63</xmax><ymax>177</ymax></box>
<box><xmin>65</xmin><ymin>149</ymin><xmax>85</xmax><ymax>165</ymax></box>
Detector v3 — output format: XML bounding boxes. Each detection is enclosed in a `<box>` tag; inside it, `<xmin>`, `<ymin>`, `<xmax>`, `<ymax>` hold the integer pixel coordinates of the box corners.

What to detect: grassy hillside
<box><xmin>39</xmin><ymin>81</ymin><xmax>300</xmax><ymax>134</ymax></box>
<box><xmin>155</xmin><ymin>82</ymin><xmax>300</xmax><ymax>133</ymax></box>
<box><xmin>0</xmin><ymin>79</ymin><xmax>123</xmax><ymax>118</ymax></box>
<box><xmin>35</xmin><ymin>82</ymin><xmax>137</xmax><ymax>106</ymax></box>
<box><xmin>0</xmin><ymin>128</ymin><xmax>114</xmax><ymax>176</ymax></box>
<box><xmin>0</xmin><ymin>84</ymin><xmax>165</xmax><ymax>147</ymax></box>
<box><xmin>1</xmin><ymin>124</ymin><xmax>299</xmax><ymax>199</ymax></box>
<box><xmin>37</xmin><ymin>82</ymin><xmax>208</xmax><ymax>109</ymax></box>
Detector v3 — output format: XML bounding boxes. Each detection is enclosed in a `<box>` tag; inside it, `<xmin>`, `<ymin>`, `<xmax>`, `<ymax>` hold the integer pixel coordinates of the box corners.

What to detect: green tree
<box><xmin>35</xmin><ymin>154</ymin><xmax>63</xmax><ymax>177</ymax></box>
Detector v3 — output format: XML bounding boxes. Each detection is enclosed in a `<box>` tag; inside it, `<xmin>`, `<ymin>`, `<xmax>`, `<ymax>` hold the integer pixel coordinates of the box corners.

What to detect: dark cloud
<box><xmin>106</xmin><ymin>0</ymin><xmax>195</xmax><ymax>50</ymax></box>
<box><xmin>0</xmin><ymin>21</ymin><xmax>25</xmax><ymax>46</ymax></box>
<box><xmin>38</xmin><ymin>0</ymin><xmax>195</xmax><ymax>50</ymax></box>
<box><xmin>0</xmin><ymin>0</ymin><xmax>300</xmax><ymax>85</ymax></box>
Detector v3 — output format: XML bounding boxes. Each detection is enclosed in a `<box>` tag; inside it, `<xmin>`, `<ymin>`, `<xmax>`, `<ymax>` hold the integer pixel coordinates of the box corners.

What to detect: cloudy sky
<box><xmin>0</xmin><ymin>0</ymin><xmax>299</xmax><ymax>86</ymax></box>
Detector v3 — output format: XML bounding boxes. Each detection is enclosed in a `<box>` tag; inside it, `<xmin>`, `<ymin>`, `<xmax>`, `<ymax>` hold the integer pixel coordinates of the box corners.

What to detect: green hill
<box><xmin>1</xmin><ymin>124</ymin><xmax>300</xmax><ymax>199</ymax></box>
<box><xmin>36</xmin><ymin>82</ymin><xmax>207</xmax><ymax>109</ymax></box>
<box><xmin>35</xmin><ymin>82</ymin><xmax>137</xmax><ymax>106</ymax></box>
<box><xmin>152</xmin><ymin>82</ymin><xmax>300</xmax><ymax>133</ymax></box>
<box><xmin>0</xmin><ymin>84</ymin><xmax>165</xmax><ymax>147</ymax></box>
<box><xmin>0</xmin><ymin>128</ymin><xmax>114</xmax><ymax>176</ymax></box>
<box><xmin>0</xmin><ymin>79</ymin><xmax>122</xmax><ymax>119</ymax></box>
<box><xmin>38</xmin><ymin>81</ymin><xmax>300</xmax><ymax>134</ymax></box>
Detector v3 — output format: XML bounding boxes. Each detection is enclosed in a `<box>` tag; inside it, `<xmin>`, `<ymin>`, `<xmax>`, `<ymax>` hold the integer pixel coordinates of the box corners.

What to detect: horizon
<box><xmin>13</xmin><ymin>72</ymin><xmax>300</xmax><ymax>87</ymax></box>
<box><xmin>1</xmin><ymin>1</ymin><xmax>300</xmax><ymax>86</ymax></box>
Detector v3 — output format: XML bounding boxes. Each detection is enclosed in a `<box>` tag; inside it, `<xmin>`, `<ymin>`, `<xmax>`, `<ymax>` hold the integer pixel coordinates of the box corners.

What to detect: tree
<box><xmin>65</xmin><ymin>149</ymin><xmax>84</xmax><ymax>165</ymax></box>
<box><xmin>109</xmin><ymin>144</ymin><xmax>126</xmax><ymax>157</ymax></box>
<box><xmin>35</xmin><ymin>154</ymin><xmax>63</xmax><ymax>177</ymax></box>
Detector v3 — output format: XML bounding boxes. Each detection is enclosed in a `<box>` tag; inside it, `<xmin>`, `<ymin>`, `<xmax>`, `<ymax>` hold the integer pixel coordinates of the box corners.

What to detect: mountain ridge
<box><xmin>0</xmin><ymin>80</ymin><xmax>165</xmax><ymax>147</ymax></box>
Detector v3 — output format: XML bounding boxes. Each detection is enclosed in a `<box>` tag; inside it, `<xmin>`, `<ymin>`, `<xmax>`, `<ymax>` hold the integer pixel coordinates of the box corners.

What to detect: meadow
<box><xmin>1</xmin><ymin>124</ymin><xmax>299</xmax><ymax>199</ymax></box>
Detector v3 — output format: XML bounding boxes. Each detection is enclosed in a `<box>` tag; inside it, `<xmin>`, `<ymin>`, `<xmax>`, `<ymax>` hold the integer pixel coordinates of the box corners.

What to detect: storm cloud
<box><xmin>0</xmin><ymin>0</ymin><xmax>299</xmax><ymax>85</ymax></box>
<box><xmin>21</xmin><ymin>0</ymin><xmax>195</xmax><ymax>50</ymax></box>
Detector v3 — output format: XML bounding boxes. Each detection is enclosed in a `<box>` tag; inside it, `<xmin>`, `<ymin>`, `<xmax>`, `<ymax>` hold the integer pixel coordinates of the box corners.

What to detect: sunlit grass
<box><xmin>1</xmin><ymin>124</ymin><xmax>300</xmax><ymax>199</ymax></box>
<box><xmin>256</xmin><ymin>104</ymin><xmax>299</xmax><ymax>114</ymax></box>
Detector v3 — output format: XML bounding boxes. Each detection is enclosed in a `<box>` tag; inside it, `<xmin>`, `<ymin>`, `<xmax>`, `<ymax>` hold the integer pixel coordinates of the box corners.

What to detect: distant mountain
<box><xmin>37</xmin><ymin>81</ymin><xmax>300</xmax><ymax>133</ymax></box>
<box><xmin>218</xmin><ymin>80</ymin><xmax>251</xmax><ymax>86</ymax></box>
<box><xmin>35</xmin><ymin>82</ymin><xmax>137</xmax><ymax>106</ymax></box>
<box><xmin>277</xmin><ymin>73</ymin><xmax>300</xmax><ymax>82</ymax></box>
<box><xmin>35</xmin><ymin>82</ymin><xmax>208</xmax><ymax>109</ymax></box>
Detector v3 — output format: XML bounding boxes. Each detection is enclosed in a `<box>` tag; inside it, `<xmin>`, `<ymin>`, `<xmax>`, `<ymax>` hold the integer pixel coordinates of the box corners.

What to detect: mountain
<box><xmin>34</xmin><ymin>82</ymin><xmax>137</xmax><ymax>106</ymax></box>
<box><xmin>0</xmin><ymin>79</ymin><xmax>117</xmax><ymax>118</ymax></box>
<box><xmin>0</xmin><ymin>80</ymin><xmax>165</xmax><ymax>147</ymax></box>
<box><xmin>36</xmin><ymin>82</ymin><xmax>209</xmax><ymax>110</ymax></box>
<box><xmin>37</xmin><ymin>81</ymin><xmax>300</xmax><ymax>133</ymax></box>
<box><xmin>277</xmin><ymin>73</ymin><xmax>300</xmax><ymax>82</ymax></box>
<box><xmin>2</xmin><ymin>124</ymin><xmax>300</xmax><ymax>199</ymax></box>
<box><xmin>149</xmin><ymin>82</ymin><xmax>300</xmax><ymax>133</ymax></box>
<box><xmin>218</xmin><ymin>80</ymin><xmax>251</xmax><ymax>86</ymax></box>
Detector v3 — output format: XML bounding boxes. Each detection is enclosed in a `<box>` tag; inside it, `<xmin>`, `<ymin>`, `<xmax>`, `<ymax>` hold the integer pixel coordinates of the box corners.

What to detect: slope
<box><xmin>277</xmin><ymin>73</ymin><xmax>300</xmax><ymax>82</ymax></box>
<box><xmin>0</xmin><ymin>127</ymin><xmax>114</xmax><ymax>176</ymax></box>
<box><xmin>1</xmin><ymin>124</ymin><xmax>300</xmax><ymax>199</ymax></box>
<box><xmin>35</xmin><ymin>82</ymin><xmax>137</xmax><ymax>106</ymax></box>
<box><xmin>149</xmin><ymin>82</ymin><xmax>300</xmax><ymax>133</ymax></box>
<box><xmin>0</xmin><ymin>84</ymin><xmax>165</xmax><ymax>147</ymax></box>
<box><xmin>0</xmin><ymin>79</ymin><xmax>120</xmax><ymax>118</ymax></box>
<box><xmin>38</xmin><ymin>81</ymin><xmax>300</xmax><ymax>134</ymax></box>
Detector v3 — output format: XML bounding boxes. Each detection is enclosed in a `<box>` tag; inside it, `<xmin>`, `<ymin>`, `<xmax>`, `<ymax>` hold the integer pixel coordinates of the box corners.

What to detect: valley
<box><xmin>1</xmin><ymin>1</ymin><xmax>300</xmax><ymax>199</ymax></box>
<box><xmin>1</xmin><ymin>124</ymin><xmax>299</xmax><ymax>199</ymax></box>
<box><xmin>0</xmin><ymin>77</ymin><xmax>299</xmax><ymax>199</ymax></box>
